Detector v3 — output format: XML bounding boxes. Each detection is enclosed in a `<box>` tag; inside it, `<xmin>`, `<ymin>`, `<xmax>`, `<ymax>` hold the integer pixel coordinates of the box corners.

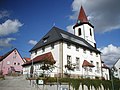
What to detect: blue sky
<box><xmin>0</xmin><ymin>0</ymin><xmax>120</xmax><ymax>67</ymax></box>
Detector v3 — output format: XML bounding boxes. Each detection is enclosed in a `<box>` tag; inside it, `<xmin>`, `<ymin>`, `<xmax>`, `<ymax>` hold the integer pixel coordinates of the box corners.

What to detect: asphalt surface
<box><xmin>0</xmin><ymin>76</ymin><xmax>38</xmax><ymax>90</ymax></box>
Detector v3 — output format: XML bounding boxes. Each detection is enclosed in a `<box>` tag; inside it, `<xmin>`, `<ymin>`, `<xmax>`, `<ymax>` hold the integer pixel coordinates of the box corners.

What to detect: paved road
<box><xmin>0</xmin><ymin>76</ymin><xmax>38</xmax><ymax>90</ymax></box>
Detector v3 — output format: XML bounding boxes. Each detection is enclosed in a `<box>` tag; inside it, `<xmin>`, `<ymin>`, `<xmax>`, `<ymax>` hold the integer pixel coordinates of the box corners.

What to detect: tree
<box><xmin>64</xmin><ymin>60</ymin><xmax>76</xmax><ymax>77</ymax></box>
<box><xmin>40</xmin><ymin>58</ymin><xmax>56</xmax><ymax>77</ymax></box>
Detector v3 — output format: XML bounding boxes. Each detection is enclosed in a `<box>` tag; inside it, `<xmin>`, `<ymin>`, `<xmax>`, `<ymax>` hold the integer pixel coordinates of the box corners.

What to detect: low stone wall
<box><xmin>28</xmin><ymin>80</ymin><xmax>109</xmax><ymax>90</ymax></box>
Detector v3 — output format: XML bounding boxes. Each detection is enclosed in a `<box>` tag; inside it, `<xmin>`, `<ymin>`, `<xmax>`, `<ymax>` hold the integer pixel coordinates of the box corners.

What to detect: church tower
<box><xmin>73</xmin><ymin>6</ymin><xmax>96</xmax><ymax>48</ymax></box>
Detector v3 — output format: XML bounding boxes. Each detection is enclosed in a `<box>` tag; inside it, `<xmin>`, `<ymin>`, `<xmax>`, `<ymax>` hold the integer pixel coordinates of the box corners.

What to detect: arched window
<box><xmin>90</xmin><ymin>28</ymin><xmax>92</xmax><ymax>36</ymax></box>
<box><xmin>78</xmin><ymin>28</ymin><xmax>81</xmax><ymax>36</ymax></box>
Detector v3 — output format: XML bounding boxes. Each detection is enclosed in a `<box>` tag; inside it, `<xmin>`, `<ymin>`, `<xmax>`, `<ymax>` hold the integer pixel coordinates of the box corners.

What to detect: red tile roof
<box><xmin>22</xmin><ymin>52</ymin><xmax>56</xmax><ymax>66</ymax></box>
<box><xmin>82</xmin><ymin>60</ymin><xmax>95</xmax><ymax>67</ymax></box>
<box><xmin>23</xmin><ymin>57</ymin><xmax>30</xmax><ymax>62</ymax></box>
<box><xmin>102</xmin><ymin>64</ymin><xmax>109</xmax><ymax>69</ymax></box>
<box><xmin>78</xmin><ymin>6</ymin><xmax>88</xmax><ymax>23</ymax></box>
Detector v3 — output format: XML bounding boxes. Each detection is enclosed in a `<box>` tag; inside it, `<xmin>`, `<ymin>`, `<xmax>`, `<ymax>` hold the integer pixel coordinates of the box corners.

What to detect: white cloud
<box><xmin>69</xmin><ymin>0</ymin><xmax>120</xmax><ymax>33</ymax></box>
<box><xmin>28</xmin><ymin>40</ymin><xmax>37</xmax><ymax>45</ymax></box>
<box><xmin>0</xmin><ymin>10</ymin><xmax>9</xmax><ymax>19</ymax></box>
<box><xmin>0</xmin><ymin>19</ymin><xmax>23</xmax><ymax>36</ymax></box>
<box><xmin>66</xmin><ymin>25</ymin><xmax>74</xmax><ymax>34</ymax></box>
<box><xmin>0</xmin><ymin>38</ymin><xmax>16</xmax><ymax>47</ymax></box>
<box><xmin>99</xmin><ymin>44</ymin><xmax>120</xmax><ymax>67</ymax></box>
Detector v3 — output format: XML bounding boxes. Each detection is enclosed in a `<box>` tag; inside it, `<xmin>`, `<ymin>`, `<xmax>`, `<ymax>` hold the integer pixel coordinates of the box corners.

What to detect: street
<box><xmin>0</xmin><ymin>76</ymin><xmax>37</xmax><ymax>90</ymax></box>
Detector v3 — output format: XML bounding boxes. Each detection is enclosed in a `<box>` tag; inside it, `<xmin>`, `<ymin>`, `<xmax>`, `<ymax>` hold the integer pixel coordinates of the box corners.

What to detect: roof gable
<box><xmin>0</xmin><ymin>48</ymin><xmax>23</xmax><ymax>62</ymax></box>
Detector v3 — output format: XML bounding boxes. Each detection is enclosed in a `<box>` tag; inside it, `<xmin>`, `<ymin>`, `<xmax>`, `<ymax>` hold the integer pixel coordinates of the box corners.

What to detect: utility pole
<box><xmin>111</xmin><ymin>68</ymin><xmax>114</xmax><ymax>90</ymax></box>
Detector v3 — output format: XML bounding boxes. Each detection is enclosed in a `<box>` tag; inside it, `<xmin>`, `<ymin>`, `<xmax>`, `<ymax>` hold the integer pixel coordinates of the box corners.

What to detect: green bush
<box><xmin>37</xmin><ymin>77</ymin><xmax>120</xmax><ymax>90</ymax></box>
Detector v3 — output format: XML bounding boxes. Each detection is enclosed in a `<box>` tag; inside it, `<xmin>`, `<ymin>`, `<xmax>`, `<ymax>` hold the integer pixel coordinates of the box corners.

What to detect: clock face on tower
<box><xmin>77</xmin><ymin>20</ymin><xmax>80</xmax><ymax>24</ymax></box>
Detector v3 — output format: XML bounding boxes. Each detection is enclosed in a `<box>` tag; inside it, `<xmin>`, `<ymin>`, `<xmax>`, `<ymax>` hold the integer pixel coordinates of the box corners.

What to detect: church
<box><xmin>22</xmin><ymin>6</ymin><xmax>109</xmax><ymax>80</ymax></box>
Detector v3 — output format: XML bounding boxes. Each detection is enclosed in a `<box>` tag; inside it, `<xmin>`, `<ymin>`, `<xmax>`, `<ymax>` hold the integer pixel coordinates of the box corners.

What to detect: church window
<box><xmin>78</xmin><ymin>28</ymin><xmax>81</xmax><ymax>36</ymax></box>
<box><xmin>96</xmin><ymin>62</ymin><xmax>99</xmax><ymax>68</ymax></box>
<box><xmin>76</xmin><ymin>57</ymin><xmax>80</xmax><ymax>71</ymax></box>
<box><xmin>96</xmin><ymin>62</ymin><xmax>100</xmax><ymax>73</ymax></box>
<box><xmin>67</xmin><ymin>43</ymin><xmax>71</xmax><ymax>49</ymax></box>
<box><xmin>90</xmin><ymin>28</ymin><xmax>92</xmax><ymax>36</ymax></box>
<box><xmin>67</xmin><ymin>55</ymin><xmax>71</xmax><ymax>65</ymax></box>
<box><xmin>90</xmin><ymin>51</ymin><xmax>93</xmax><ymax>55</ymax></box>
<box><xmin>96</xmin><ymin>53</ymin><xmax>98</xmax><ymax>57</ymax></box>
<box><xmin>83</xmin><ymin>48</ymin><xmax>86</xmax><ymax>53</ymax></box>
<box><xmin>76</xmin><ymin>45</ymin><xmax>79</xmax><ymax>51</ymax></box>
<box><xmin>90</xmin><ymin>61</ymin><xmax>93</xmax><ymax>64</ymax></box>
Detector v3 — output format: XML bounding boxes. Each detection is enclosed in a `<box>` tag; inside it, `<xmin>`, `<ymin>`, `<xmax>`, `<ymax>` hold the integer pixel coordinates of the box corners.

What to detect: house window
<box><xmin>76</xmin><ymin>57</ymin><xmax>80</xmax><ymax>71</ymax></box>
<box><xmin>83</xmin><ymin>48</ymin><xmax>86</xmax><ymax>53</ymax></box>
<box><xmin>76</xmin><ymin>46</ymin><xmax>79</xmax><ymax>51</ymax></box>
<box><xmin>90</xmin><ymin>28</ymin><xmax>92</xmax><ymax>36</ymax></box>
<box><xmin>51</xmin><ymin>43</ymin><xmax>54</xmax><ymax>49</ymax></box>
<box><xmin>67</xmin><ymin>55</ymin><xmax>71</xmax><ymax>65</ymax></box>
<box><xmin>18</xmin><ymin>63</ymin><xmax>20</xmax><ymax>65</ymax></box>
<box><xmin>78</xmin><ymin>28</ymin><xmax>81</xmax><ymax>36</ymax></box>
<box><xmin>7</xmin><ymin>61</ymin><xmax>10</xmax><ymax>65</ymax></box>
<box><xmin>14</xmin><ymin>62</ymin><xmax>16</xmax><ymax>65</ymax></box>
<box><xmin>13</xmin><ymin>56</ymin><xmax>16</xmax><ymax>59</ymax></box>
<box><xmin>96</xmin><ymin>62</ymin><xmax>99</xmax><ymax>68</ymax></box>
<box><xmin>14</xmin><ymin>50</ymin><xmax>17</xmax><ymax>55</ymax></box>
<box><xmin>42</xmin><ymin>47</ymin><xmax>45</xmax><ymax>52</ymax></box>
<box><xmin>67</xmin><ymin>43</ymin><xmax>71</xmax><ymax>49</ymax></box>
<box><xmin>35</xmin><ymin>50</ymin><xmax>37</xmax><ymax>55</ymax></box>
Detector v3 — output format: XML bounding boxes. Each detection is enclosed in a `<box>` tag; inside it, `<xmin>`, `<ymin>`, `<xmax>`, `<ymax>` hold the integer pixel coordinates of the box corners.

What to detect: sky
<box><xmin>0</xmin><ymin>0</ymin><xmax>120</xmax><ymax>67</ymax></box>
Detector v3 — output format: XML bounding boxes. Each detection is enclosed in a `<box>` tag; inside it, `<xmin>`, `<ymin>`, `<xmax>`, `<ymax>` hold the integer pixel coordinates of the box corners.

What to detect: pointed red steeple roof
<box><xmin>78</xmin><ymin>6</ymin><xmax>88</xmax><ymax>23</ymax></box>
<box><xmin>73</xmin><ymin>6</ymin><xmax>94</xmax><ymax>29</ymax></box>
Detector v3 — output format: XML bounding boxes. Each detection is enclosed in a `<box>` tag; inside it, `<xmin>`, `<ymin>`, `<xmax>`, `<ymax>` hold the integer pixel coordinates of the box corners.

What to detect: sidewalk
<box><xmin>0</xmin><ymin>76</ymin><xmax>38</xmax><ymax>90</ymax></box>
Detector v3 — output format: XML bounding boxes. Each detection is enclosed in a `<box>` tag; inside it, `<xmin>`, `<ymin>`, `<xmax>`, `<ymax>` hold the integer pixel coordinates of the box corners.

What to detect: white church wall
<box><xmin>62</xmin><ymin>41</ymin><xmax>102</xmax><ymax>78</ymax></box>
<box><xmin>74</xmin><ymin>24</ymin><xmax>96</xmax><ymax>47</ymax></box>
<box><xmin>29</xmin><ymin>41</ymin><xmax>61</xmax><ymax>76</ymax></box>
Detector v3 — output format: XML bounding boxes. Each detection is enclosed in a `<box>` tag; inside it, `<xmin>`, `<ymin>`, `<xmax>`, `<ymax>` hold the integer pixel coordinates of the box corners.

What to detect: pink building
<box><xmin>0</xmin><ymin>48</ymin><xmax>24</xmax><ymax>75</ymax></box>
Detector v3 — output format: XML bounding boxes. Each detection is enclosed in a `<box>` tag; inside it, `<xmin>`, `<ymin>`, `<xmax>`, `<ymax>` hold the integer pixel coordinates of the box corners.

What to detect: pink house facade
<box><xmin>0</xmin><ymin>48</ymin><xmax>24</xmax><ymax>75</ymax></box>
